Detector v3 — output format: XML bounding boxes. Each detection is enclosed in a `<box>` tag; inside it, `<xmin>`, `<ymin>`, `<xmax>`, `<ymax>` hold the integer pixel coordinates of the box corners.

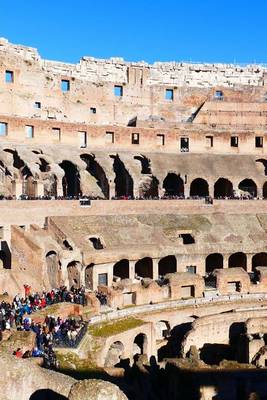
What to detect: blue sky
<box><xmin>1</xmin><ymin>0</ymin><xmax>267</xmax><ymax>64</ymax></box>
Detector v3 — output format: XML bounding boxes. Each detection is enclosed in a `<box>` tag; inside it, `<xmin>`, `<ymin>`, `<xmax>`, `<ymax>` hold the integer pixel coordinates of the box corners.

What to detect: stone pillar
<box><xmin>109</xmin><ymin>182</ymin><xmax>115</xmax><ymax>199</ymax></box>
<box><xmin>80</xmin><ymin>266</ymin><xmax>85</xmax><ymax>287</ymax></box>
<box><xmin>56</xmin><ymin>179</ymin><xmax>63</xmax><ymax>197</ymax></box>
<box><xmin>247</xmin><ymin>254</ymin><xmax>253</xmax><ymax>273</ymax></box>
<box><xmin>36</xmin><ymin>181</ymin><xmax>44</xmax><ymax>197</ymax></box>
<box><xmin>184</xmin><ymin>183</ymin><xmax>190</xmax><ymax>198</ymax></box>
<box><xmin>257</xmin><ymin>185</ymin><xmax>263</xmax><ymax>199</ymax></box>
<box><xmin>13</xmin><ymin>180</ymin><xmax>23</xmax><ymax>199</ymax></box>
<box><xmin>152</xmin><ymin>258</ymin><xmax>159</xmax><ymax>280</ymax></box>
<box><xmin>129</xmin><ymin>260</ymin><xmax>135</xmax><ymax>280</ymax></box>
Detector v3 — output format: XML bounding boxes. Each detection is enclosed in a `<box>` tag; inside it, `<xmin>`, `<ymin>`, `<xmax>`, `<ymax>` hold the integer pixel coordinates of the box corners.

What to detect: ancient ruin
<box><xmin>2</xmin><ymin>38</ymin><xmax>267</xmax><ymax>399</ymax></box>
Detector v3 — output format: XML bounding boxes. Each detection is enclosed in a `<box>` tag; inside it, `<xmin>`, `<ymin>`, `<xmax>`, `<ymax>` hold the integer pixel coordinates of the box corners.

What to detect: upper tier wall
<box><xmin>1</xmin><ymin>38</ymin><xmax>267</xmax><ymax>126</ymax></box>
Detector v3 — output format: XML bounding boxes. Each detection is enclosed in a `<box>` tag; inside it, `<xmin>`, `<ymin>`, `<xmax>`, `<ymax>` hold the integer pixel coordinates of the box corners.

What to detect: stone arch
<box><xmin>104</xmin><ymin>341</ymin><xmax>125</xmax><ymax>367</ymax></box>
<box><xmin>133</xmin><ymin>333</ymin><xmax>148</xmax><ymax>356</ymax></box>
<box><xmin>263</xmin><ymin>182</ymin><xmax>267</xmax><ymax>198</ymax></box>
<box><xmin>80</xmin><ymin>154</ymin><xmax>109</xmax><ymax>199</ymax></box>
<box><xmin>252</xmin><ymin>252</ymin><xmax>267</xmax><ymax>271</ymax></box>
<box><xmin>44</xmin><ymin>174</ymin><xmax>57</xmax><ymax>197</ymax></box>
<box><xmin>0</xmin><ymin>242</ymin><xmax>11</xmax><ymax>269</ymax></box>
<box><xmin>228</xmin><ymin>252</ymin><xmax>247</xmax><ymax>271</ymax></box>
<box><xmin>59</xmin><ymin>160</ymin><xmax>81</xmax><ymax>197</ymax></box>
<box><xmin>163</xmin><ymin>173</ymin><xmax>184</xmax><ymax>197</ymax></box>
<box><xmin>190</xmin><ymin>178</ymin><xmax>209</xmax><ymax>197</ymax></box>
<box><xmin>46</xmin><ymin>251</ymin><xmax>60</xmax><ymax>288</ymax></box>
<box><xmin>89</xmin><ymin>237</ymin><xmax>104</xmax><ymax>250</ymax></box>
<box><xmin>214</xmin><ymin>178</ymin><xmax>233</xmax><ymax>198</ymax></box>
<box><xmin>113</xmin><ymin>259</ymin><xmax>129</xmax><ymax>280</ymax></box>
<box><xmin>67</xmin><ymin>261</ymin><xmax>81</xmax><ymax>288</ymax></box>
<box><xmin>135</xmin><ymin>257</ymin><xmax>153</xmax><ymax>279</ymax></box>
<box><xmin>85</xmin><ymin>263</ymin><xmax>94</xmax><ymax>290</ymax></box>
<box><xmin>110</xmin><ymin>155</ymin><xmax>133</xmax><ymax>198</ymax></box>
<box><xmin>238</xmin><ymin>179</ymin><xmax>257</xmax><ymax>197</ymax></box>
<box><xmin>158</xmin><ymin>255</ymin><xmax>177</xmax><ymax>276</ymax></box>
<box><xmin>256</xmin><ymin>159</ymin><xmax>267</xmax><ymax>175</ymax></box>
<box><xmin>205</xmin><ymin>253</ymin><xmax>223</xmax><ymax>274</ymax></box>
<box><xmin>134</xmin><ymin>155</ymin><xmax>151</xmax><ymax>174</ymax></box>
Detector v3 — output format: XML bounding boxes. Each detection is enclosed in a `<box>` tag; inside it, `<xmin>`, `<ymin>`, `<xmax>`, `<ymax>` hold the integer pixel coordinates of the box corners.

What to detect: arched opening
<box><xmin>228</xmin><ymin>252</ymin><xmax>247</xmax><ymax>270</ymax></box>
<box><xmin>25</xmin><ymin>176</ymin><xmax>37</xmax><ymax>198</ymax></box>
<box><xmin>263</xmin><ymin>182</ymin><xmax>267</xmax><ymax>198</ymax></box>
<box><xmin>104</xmin><ymin>341</ymin><xmax>124</xmax><ymax>367</ymax></box>
<box><xmin>46</xmin><ymin>251</ymin><xmax>60</xmax><ymax>288</ymax></box>
<box><xmin>139</xmin><ymin>176</ymin><xmax>159</xmax><ymax>198</ymax></box>
<box><xmin>85</xmin><ymin>263</ymin><xmax>94</xmax><ymax>290</ymax></box>
<box><xmin>80</xmin><ymin>154</ymin><xmax>109</xmax><ymax>198</ymax></box>
<box><xmin>135</xmin><ymin>257</ymin><xmax>153</xmax><ymax>279</ymax></box>
<box><xmin>252</xmin><ymin>253</ymin><xmax>267</xmax><ymax>271</ymax></box>
<box><xmin>238</xmin><ymin>179</ymin><xmax>257</xmax><ymax>198</ymax></box>
<box><xmin>67</xmin><ymin>261</ymin><xmax>81</xmax><ymax>289</ymax></box>
<box><xmin>190</xmin><ymin>178</ymin><xmax>209</xmax><ymax>197</ymax></box>
<box><xmin>89</xmin><ymin>237</ymin><xmax>104</xmax><ymax>250</ymax></box>
<box><xmin>59</xmin><ymin>160</ymin><xmax>81</xmax><ymax>197</ymax></box>
<box><xmin>214</xmin><ymin>178</ymin><xmax>233</xmax><ymax>198</ymax></box>
<box><xmin>158</xmin><ymin>255</ymin><xmax>177</xmax><ymax>276</ymax></box>
<box><xmin>133</xmin><ymin>333</ymin><xmax>148</xmax><ymax>356</ymax></box>
<box><xmin>205</xmin><ymin>253</ymin><xmax>223</xmax><ymax>274</ymax></box>
<box><xmin>113</xmin><ymin>259</ymin><xmax>129</xmax><ymax>280</ymax></box>
<box><xmin>0</xmin><ymin>242</ymin><xmax>11</xmax><ymax>269</ymax></box>
<box><xmin>134</xmin><ymin>155</ymin><xmax>151</xmax><ymax>174</ymax></box>
<box><xmin>111</xmin><ymin>155</ymin><xmax>133</xmax><ymax>198</ymax></box>
<box><xmin>163</xmin><ymin>173</ymin><xmax>184</xmax><ymax>197</ymax></box>
<box><xmin>256</xmin><ymin>159</ymin><xmax>267</xmax><ymax>176</ymax></box>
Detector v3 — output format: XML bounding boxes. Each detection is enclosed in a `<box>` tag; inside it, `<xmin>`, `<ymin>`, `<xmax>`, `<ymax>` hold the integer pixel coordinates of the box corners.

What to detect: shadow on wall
<box><xmin>29</xmin><ymin>389</ymin><xmax>68</xmax><ymax>400</ymax></box>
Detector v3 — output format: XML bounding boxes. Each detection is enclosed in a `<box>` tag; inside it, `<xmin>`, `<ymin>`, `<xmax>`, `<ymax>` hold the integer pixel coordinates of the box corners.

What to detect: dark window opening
<box><xmin>89</xmin><ymin>237</ymin><xmax>104</xmax><ymax>250</ymax></box>
<box><xmin>255</xmin><ymin>136</ymin><xmax>263</xmax><ymax>148</ymax></box>
<box><xmin>190</xmin><ymin>178</ymin><xmax>209</xmax><ymax>197</ymax></box>
<box><xmin>157</xmin><ymin>134</ymin><xmax>165</xmax><ymax>146</ymax></box>
<box><xmin>206</xmin><ymin>136</ymin><xmax>213</xmax><ymax>147</ymax></box>
<box><xmin>214</xmin><ymin>178</ymin><xmax>233</xmax><ymax>198</ymax></box>
<box><xmin>34</xmin><ymin>102</ymin><xmax>41</xmax><ymax>109</ymax></box>
<box><xmin>90</xmin><ymin>107</ymin><xmax>96</xmax><ymax>114</ymax></box>
<box><xmin>180</xmin><ymin>137</ymin><xmax>189</xmax><ymax>152</ymax></box>
<box><xmin>132</xmin><ymin>133</ymin><xmax>140</xmax><ymax>145</ymax></box>
<box><xmin>179</xmin><ymin>234</ymin><xmax>195</xmax><ymax>244</ymax></box>
<box><xmin>238</xmin><ymin>179</ymin><xmax>257</xmax><ymax>197</ymax></box>
<box><xmin>98</xmin><ymin>273</ymin><xmax>108</xmax><ymax>286</ymax></box>
<box><xmin>159</xmin><ymin>255</ymin><xmax>177</xmax><ymax>276</ymax></box>
<box><xmin>231</xmin><ymin>136</ymin><xmax>239</xmax><ymax>147</ymax></box>
<box><xmin>106</xmin><ymin>131</ymin><xmax>114</xmax><ymax>144</ymax></box>
<box><xmin>228</xmin><ymin>252</ymin><xmax>247</xmax><ymax>271</ymax></box>
<box><xmin>110</xmin><ymin>155</ymin><xmax>133</xmax><ymax>198</ymax></box>
<box><xmin>63</xmin><ymin>240</ymin><xmax>73</xmax><ymax>251</ymax></box>
<box><xmin>135</xmin><ymin>257</ymin><xmax>153</xmax><ymax>279</ymax></box>
<box><xmin>114</xmin><ymin>259</ymin><xmax>129</xmax><ymax>280</ymax></box>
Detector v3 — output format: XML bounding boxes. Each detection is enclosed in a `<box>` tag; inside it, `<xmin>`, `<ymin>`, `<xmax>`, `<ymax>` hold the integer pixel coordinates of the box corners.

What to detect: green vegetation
<box><xmin>56</xmin><ymin>351</ymin><xmax>106</xmax><ymax>380</ymax></box>
<box><xmin>88</xmin><ymin>317</ymin><xmax>145</xmax><ymax>337</ymax></box>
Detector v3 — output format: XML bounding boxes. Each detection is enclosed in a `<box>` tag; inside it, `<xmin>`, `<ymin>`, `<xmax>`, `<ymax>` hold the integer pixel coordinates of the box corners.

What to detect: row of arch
<box><xmin>206</xmin><ymin>252</ymin><xmax>267</xmax><ymax>273</ymax></box>
<box><xmin>105</xmin><ymin>333</ymin><xmax>148</xmax><ymax>367</ymax></box>
<box><xmin>2</xmin><ymin>149</ymin><xmax>266</xmax><ymax>199</ymax></box>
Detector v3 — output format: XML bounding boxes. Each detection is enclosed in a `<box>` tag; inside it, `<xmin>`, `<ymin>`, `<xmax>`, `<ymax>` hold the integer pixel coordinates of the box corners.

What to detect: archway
<box><xmin>190</xmin><ymin>178</ymin><xmax>209</xmax><ymax>197</ymax></box>
<box><xmin>111</xmin><ymin>155</ymin><xmax>133</xmax><ymax>198</ymax></box>
<box><xmin>238</xmin><ymin>179</ymin><xmax>257</xmax><ymax>198</ymax></box>
<box><xmin>46</xmin><ymin>251</ymin><xmax>60</xmax><ymax>288</ymax></box>
<box><xmin>135</xmin><ymin>257</ymin><xmax>153</xmax><ymax>279</ymax></box>
<box><xmin>67</xmin><ymin>261</ymin><xmax>81</xmax><ymax>288</ymax></box>
<box><xmin>59</xmin><ymin>160</ymin><xmax>81</xmax><ymax>197</ymax></box>
<box><xmin>263</xmin><ymin>182</ymin><xmax>267</xmax><ymax>198</ymax></box>
<box><xmin>133</xmin><ymin>333</ymin><xmax>148</xmax><ymax>356</ymax></box>
<box><xmin>85</xmin><ymin>263</ymin><xmax>94</xmax><ymax>290</ymax></box>
<box><xmin>228</xmin><ymin>252</ymin><xmax>247</xmax><ymax>271</ymax></box>
<box><xmin>80</xmin><ymin>154</ymin><xmax>109</xmax><ymax>198</ymax></box>
<box><xmin>205</xmin><ymin>253</ymin><xmax>223</xmax><ymax>274</ymax></box>
<box><xmin>104</xmin><ymin>341</ymin><xmax>125</xmax><ymax>367</ymax></box>
<box><xmin>252</xmin><ymin>253</ymin><xmax>267</xmax><ymax>271</ymax></box>
<box><xmin>214</xmin><ymin>178</ymin><xmax>233</xmax><ymax>198</ymax></box>
<box><xmin>113</xmin><ymin>259</ymin><xmax>129</xmax><ymax>280</ymax></box>
<box><xmin>44</xmin><ymin>174</ymin><xmax>57</xmax><ymax>197</ymax></box>
<box><xmin>158</xmin><ymin>255</ymin><xmax>177</xmax><ymax>276</ymax></box>
<box><xmin>163</xmin><ymin>173</ymin><xmax>184</xmax><ymax>197</ymax></box>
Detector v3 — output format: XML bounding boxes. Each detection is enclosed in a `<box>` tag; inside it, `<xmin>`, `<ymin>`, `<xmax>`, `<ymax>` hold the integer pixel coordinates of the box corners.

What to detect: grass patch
<box><xmin>88</xmin><ymin>317</ymin><xmax>145</xmax><ymax>337</ymax></box>
<box><xmin>56</xmin><ymin>351</ymin><xmax>106</xmax><ymax>380</ymax></box>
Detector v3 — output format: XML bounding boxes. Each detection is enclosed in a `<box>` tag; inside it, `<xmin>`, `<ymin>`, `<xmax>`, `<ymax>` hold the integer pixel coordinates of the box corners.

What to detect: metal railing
<box><xmin>53</xmin><ymin>322</ymin><xmax>88</xmax><ymax>349</ymax></box>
